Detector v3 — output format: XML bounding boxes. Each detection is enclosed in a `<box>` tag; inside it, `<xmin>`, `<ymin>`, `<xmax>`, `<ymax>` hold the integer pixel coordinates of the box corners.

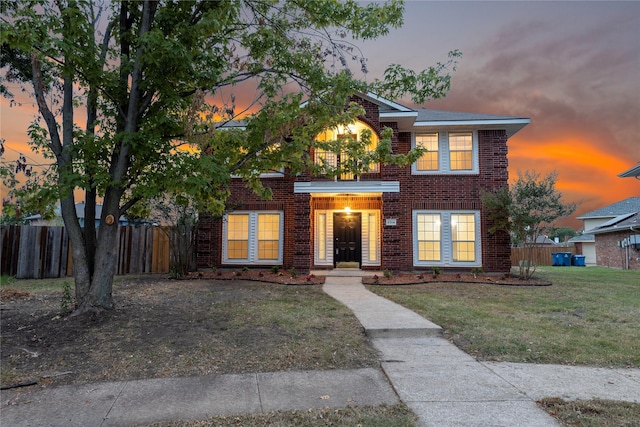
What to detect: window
<box><xmin>413</xmin><ymin>211</ymin><xmax>480</xmax><ymax>266</ymax></box>
<box><xmin>314</xmin><ymin>121</ymin><xmax>379</xmax><ymax>180</ymax></box>
<box><xmin>223</xmin><ymin>212</ymin><xmax>283</xmax><ymax>264</ymax></box>
<box><xmin>227</xmin><ymin>214</ymin><xmax>249</xmax><ymax>259</ymax></box>
<box><xmin>416</xmin><ymin>133</ymin><xmax>439</xmax><ymax>171</ymax></box>
<box><xmin>368</xmin><ymin>213</ymin><xmax>378</xmax><ymax>261</ymax></box>
<box><xmin>317</xmin><ymin>213</ymin><xmax>326</xmax><ymax>260</ymax></box>
<box><xmin>449</xmin><ymin>133</ymin><xmax>473</xmax><ymax>170</ymax></box>
<box><xmin>257</xmin><ymin>214</ymin><xmax>280</xmax><ymax>260</ymax></box>
<box><xmin>416</xmin><ymin>213</ymin><xmax>441</xmax><ymax>261</ymax></box>
<box><xmin>451</xmin><ymin>214</ymin><xmax>475</xmax><ymax>261</ymax></box>
<box><xmin>412</xmin><ymin>131</ymin><xmax>478</xmax><ymax>174</ymax></box>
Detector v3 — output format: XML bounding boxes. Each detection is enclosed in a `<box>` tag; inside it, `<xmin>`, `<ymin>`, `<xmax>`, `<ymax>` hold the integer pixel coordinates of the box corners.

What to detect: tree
<box><xmin>1</xmin><ymin>0</ymin><xmax>460</xmax><ymax>316</ymax></box>
<box><xmin>0</xmin><ymin>141</ymin><xmax>57</xmax><ymax>224</ymax></box>
<box><xmin>482</xmin><ymin>171</ymin><xmax>576</xmax><ymax>279</ymax></box>
<box><xmin>549</xmin><ymin>226</ymin><xmax>577</xmax><ymax>243</ymax></box>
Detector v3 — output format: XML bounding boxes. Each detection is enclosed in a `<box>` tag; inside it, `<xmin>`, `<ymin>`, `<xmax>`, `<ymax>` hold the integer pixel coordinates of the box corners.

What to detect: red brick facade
<box><xmin>197</xmin><ymin>95</ymin><xmax>519</xmax><ymax>273</ymax></box>
<box><xmin>595</xmin><ymin>232</ymin><xmax>640</xmax><ymax>270</ymax></box>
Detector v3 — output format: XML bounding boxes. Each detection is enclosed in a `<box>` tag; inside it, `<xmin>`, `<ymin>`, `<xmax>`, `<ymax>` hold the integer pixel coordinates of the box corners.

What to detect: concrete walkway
<box><xmin>322</xmin><ymin>273</ymin><xmax>640</xmax><ymax>427</ymax></box>
<box><xmin>2</xmin><ymin>272</ymin><xmax>639</xmax><ymax>427</ymax></box>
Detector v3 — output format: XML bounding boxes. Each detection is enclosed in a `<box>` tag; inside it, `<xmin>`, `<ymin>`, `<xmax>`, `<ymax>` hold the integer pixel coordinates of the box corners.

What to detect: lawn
<box><xmin>368</xmin><ymin>267</ymin><xmax>640</xmax><ymax>367</ymax></box>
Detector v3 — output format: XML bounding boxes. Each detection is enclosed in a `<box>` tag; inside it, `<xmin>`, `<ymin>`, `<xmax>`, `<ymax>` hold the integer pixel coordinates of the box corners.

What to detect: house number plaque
<box><xmin>385</xmin><ymin>218</ymin><xmax>397</xmax><ymax>226</ymax></box>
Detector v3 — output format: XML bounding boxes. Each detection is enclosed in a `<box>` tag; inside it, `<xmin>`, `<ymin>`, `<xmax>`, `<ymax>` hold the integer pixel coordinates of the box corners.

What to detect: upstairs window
<box><xmin>314</xmin><ymin>121</ymin><xmax>379</xmax><ymax>180</ymax></box>
<box><xmin>416</xmin><ymin>133</ymin><xmax>439</xmax><ymax>171</ymax></box>
<box><xmin>449</xmin><ymin>133</ymin><xmax>473</xmax><ymax>171</ymax></box>
<box><xmin>412</xmin><ymin>131</ymin><xmax>478</xmax><ymax>175</ymax></box>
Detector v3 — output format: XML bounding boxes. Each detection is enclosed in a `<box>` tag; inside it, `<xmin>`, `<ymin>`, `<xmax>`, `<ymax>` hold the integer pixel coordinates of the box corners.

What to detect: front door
<box><xmin>333</xmin><ymin>212</ymin><xmax>361</xmax><ymax>267</ymax></box>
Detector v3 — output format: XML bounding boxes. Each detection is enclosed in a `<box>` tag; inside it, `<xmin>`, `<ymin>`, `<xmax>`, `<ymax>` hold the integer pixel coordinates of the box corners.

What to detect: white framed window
<box><xmin>415</xmin><ymin>133</ymin><xmax>439</xmax><ymax>171</ymax></box>
<box><xmin>416</xmin><ymin>213</ymin><xmax>441</xmax><ymax>261</ymax></box>
<box><xmin>449</xmin><ymin>133</ymin><xmax>473</xmax><ymax>171</ymax></box>
<box><xmin>451</xmin><ymin>213</ymin><xmax>476</xmax><ymax>261</ymax></box>
<box><xmin>412</xmin><ymin>131</ymin><xmax>478</xmax><ymax>175</ymax></box>
<box><xmin>223</xmin><ymin>211</ymin><xmax>283</xmax><ymax>264</ymax></box>
<box><xmin>413</xmin><ymin>210</ymin><xmax>481</xmax><ymax>267</ymax></box>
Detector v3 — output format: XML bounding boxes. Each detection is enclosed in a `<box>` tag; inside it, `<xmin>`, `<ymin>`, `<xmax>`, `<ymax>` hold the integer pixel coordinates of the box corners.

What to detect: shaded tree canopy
<box><xmin>1</xmin><ymin>0</ymin><xmax>460</xmax><ymax>314</ymax></box>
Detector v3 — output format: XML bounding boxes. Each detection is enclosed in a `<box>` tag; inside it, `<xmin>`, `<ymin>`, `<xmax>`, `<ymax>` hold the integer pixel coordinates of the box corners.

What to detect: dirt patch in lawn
<box><xmin>363</xmin><ymin>272</ymin><xmax>552</xmax><ymax>286</ymax></box>
<box><xmin>0</xmin><ymin>275</ymin><xmax>377</xmax><ymax>390</ymax></box>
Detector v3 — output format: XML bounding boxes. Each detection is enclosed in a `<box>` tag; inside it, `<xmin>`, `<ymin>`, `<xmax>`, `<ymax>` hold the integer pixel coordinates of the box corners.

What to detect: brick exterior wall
<box><xmin>596</xmin><ymin>231</ymin><xmax>640</xmax><ymax>270</ymax></box>
<box><xmin>196</xmin><ymin>95</ymin><xmax>513</xmax><ymax>273</ymax></box>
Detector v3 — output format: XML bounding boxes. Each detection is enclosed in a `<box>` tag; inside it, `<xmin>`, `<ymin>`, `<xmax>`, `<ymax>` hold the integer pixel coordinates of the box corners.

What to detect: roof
<box><xmin>590</xmin><ymin>211</ymin><xmax>640</xmax><ymax>235</ymax></box>
<box><xmin>577</xmin><ymin>196</ymin><xmax>640</xmax><ymax>219</ymax></box>
<box><xmin>225</xmin><ymin>92</ymin><xmax>530</xmax><ymax>137</ymax></box>
<box><xmin>568</xmin><ymin>233</ymin><xmax>595</xmax><ymax>243</ymax></box>
<box><xmin>618</xmin><ymin>164</ymin><xmax>640</xmax><ymax>178</ymax></box>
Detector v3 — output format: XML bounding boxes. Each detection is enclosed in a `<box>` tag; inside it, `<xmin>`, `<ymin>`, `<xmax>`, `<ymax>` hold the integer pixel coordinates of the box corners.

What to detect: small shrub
<box><xmin>168</xmin><ymin>267</ymin><xmax>183</xmax><ymax>279</ymax></box>
<box><xmin>471</xmin><ymin>267</ymin><xmax>483</xmax><ymax>278</ymax></box>
<box><xmin>60</xmin><ymin>281</ymin><xmax>74</xmax><ymax>315</ymax></box>
<box><xmin>373</xmin><ymin>274</ymin><xmax>379</xmax><ymax>284</ymax></box>
<box><xmin>432</xmin><ymin>267</ymin><xmax>440</xmax><ymax>277</ymax></box>
<box><xmin>242</xmin><ymin>266</ymin><xmax>249</xmax><ymax>272</ymax></box>
<box><xmin>271</xmin><ymin>265</ymin><xmax>280</xmax><ymax>274</ymax></box>
<box><xmin>289</xmin><ymin>267</ymin><xmax>297</xmax><ymax>278</ymax></box>
<box><xmin>383</xmin><ymin>269</ymin><xmax>392</xmax><ymax>279</ymax></box>
<box><xmin>306</xmin><ymin>274</ymin><xmax>314</xmax><ymax>282</ymax></box>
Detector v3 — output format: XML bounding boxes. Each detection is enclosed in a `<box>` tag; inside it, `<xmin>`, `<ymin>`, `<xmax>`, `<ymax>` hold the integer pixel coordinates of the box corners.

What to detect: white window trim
<box><xmin>222</xmin><ymin>211</ymin><xmax>284</xmax><ymax>265</ymax></box>
<box><xmin>411</xmin><ymin>131</ymin><xmax>479</xmax><ymax>175</ymax></box>
<box><xmin>412</xmin><ymin>210</ymin><xmax>482</xmax><ymax>267</ymax></box>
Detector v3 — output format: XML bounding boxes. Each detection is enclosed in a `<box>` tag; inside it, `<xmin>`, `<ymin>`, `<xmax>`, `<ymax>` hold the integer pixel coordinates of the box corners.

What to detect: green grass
<box><xmin>369</xmin><ymin>267</ymin><xmax>640</xmax><ymax>367</ymax></box>
<box><xmin>1</xmin><ymin>275</ymin><xmax>72</xmax><ymax>292</ymax></box>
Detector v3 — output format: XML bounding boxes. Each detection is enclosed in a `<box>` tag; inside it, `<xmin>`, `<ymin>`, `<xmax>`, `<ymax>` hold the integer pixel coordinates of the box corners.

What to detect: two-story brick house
<box><xmin>196</xmin><ymin>93</ymin><xmax>529</xmax><ymax>273</ymax></box>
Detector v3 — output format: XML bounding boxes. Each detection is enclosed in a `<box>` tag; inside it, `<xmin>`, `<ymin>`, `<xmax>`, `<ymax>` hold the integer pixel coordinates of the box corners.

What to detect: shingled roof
<box><xmin>577</xmin><ymin>197</ymin><xmax>640</xmax><ymax>219</ymax></box>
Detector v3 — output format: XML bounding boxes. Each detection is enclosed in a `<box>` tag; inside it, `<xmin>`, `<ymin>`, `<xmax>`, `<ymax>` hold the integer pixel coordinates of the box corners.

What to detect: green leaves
<box><xmin>2</xmin><ymin>0</ymin><xmax>461</xmax><ymax>219</ymax></box>
<box><xmin>369</xmin><ymin>50</ymin><xmax>462</xmax><ymax>104</ymax></box>
<box><xmin>481</xmin><ymin>170</ymin><xmax>577</xmax><ymax>278</ymax></box>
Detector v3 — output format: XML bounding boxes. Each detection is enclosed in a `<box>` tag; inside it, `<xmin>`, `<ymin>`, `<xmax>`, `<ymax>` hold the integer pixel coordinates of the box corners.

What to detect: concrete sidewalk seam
<box><xmin>100</xmin><ymin>381</ymin><xmax>128</xmax><ymax>426</ymax></box>
<box><xmin>254</xmin><ymin>373</ymin><xmax>264</xmax><ymax>413</ymax></box>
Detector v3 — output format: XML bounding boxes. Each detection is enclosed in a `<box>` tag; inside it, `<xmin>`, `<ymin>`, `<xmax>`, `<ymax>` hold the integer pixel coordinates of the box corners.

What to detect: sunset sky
<box><xmin>366</xmin><ymin>0</ymin><xmax>640</xmax><ymax>228</ymax></box>
<box><xmin>1</xmin><ymin>1</ymin><xmax>639</xmax><ymax>229</ymax></box>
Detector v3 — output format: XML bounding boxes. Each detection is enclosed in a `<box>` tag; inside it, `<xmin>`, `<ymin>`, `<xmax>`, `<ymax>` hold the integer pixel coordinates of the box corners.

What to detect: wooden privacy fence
<box><xmin>1</xmin><ymin>225</ymin><xmax>174</xmax><ymax>279</ymax></box>
<box><xmin>510</xmin><ymin>246</ymin><xmax>575</xmax><ymax>267</ymax></box>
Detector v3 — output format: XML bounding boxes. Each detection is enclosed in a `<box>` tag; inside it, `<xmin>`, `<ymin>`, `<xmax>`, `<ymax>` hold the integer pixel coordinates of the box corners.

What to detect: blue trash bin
<box><xmin>551</xmin><ymin>253</ymin><xmax>561</xmax><ymax>266</ymax></box>
<box><xmin>560</xmin><ymin>252</ymin><xmax>572</xmax><ymax>266</ymax></box>
<box><xmin>572</xmin><ymin>255</ymin><xmax>586</xmax><ymax>267</ymax></box>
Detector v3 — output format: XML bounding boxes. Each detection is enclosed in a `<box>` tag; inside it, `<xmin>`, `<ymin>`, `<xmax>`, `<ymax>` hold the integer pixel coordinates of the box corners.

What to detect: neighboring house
<box><xmin>618</xmin><ymin>163</ymin><xmax>640</xmax><ymax>179</ymax></box>
<box><xmin>567</xmin><ymin>233</ymin><xmax>596</xmax><ymax>265</ymax></box>
<box><xmin>197</xmin><ymin>93</ymin><xmax>530</xmax><ymax>272</ymax></box>
<box><xmin>572</xmin><ymin>196</ymin><xmax>640</xmax><ymax>269</ymax></box>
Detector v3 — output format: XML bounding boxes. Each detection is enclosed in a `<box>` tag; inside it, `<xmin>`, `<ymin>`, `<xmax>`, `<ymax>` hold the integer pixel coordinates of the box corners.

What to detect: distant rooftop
<box><xmin>577</xmin><ymin>197</ymin><xmax>640</xmax><ymax>219</ymax></box>
<box><xmin>618</xmin><ymin>163</ymin><xmax>640</xmax><ymax>178</ymax></box>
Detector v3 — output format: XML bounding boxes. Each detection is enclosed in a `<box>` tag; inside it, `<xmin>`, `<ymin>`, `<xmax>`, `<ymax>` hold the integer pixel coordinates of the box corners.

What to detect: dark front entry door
<box><xmin>333</xmin><ymin>212</ymin><xmax>361</xmax><ymax>267</ymax></box>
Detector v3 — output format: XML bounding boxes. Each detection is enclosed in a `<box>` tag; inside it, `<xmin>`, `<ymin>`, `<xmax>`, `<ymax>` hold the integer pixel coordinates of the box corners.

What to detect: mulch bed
<box><xmin>363</xmin><ymin>273</ymin><xmax>552</xmax><ymax>286</ymax></box>
<box><xmin>180</xmin><ymin>269</ymin><xmax>325</xmax><ymax>285</ymax></box>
